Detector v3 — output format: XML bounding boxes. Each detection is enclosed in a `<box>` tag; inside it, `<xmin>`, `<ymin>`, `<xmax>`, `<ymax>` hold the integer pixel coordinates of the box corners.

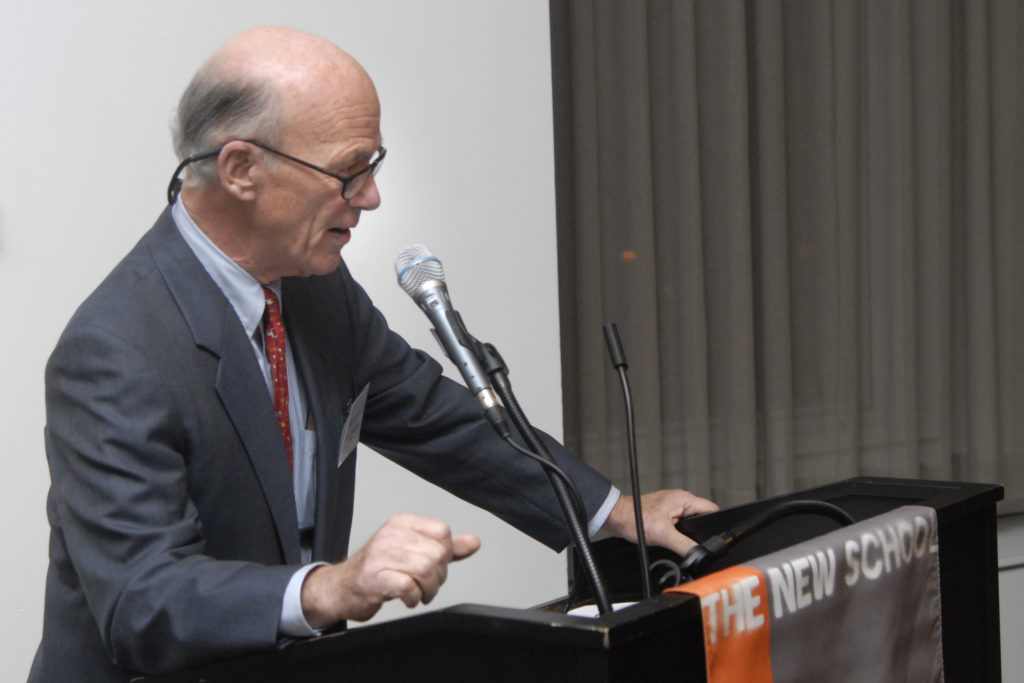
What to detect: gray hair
<box><xmin>170</xmin><ymin>71</ymin><xmax>281</xmax><ymax>187</ymax></box>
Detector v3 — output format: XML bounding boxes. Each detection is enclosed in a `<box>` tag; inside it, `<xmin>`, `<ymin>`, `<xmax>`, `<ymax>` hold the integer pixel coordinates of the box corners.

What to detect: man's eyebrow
<box><xmin>330</xmin><ymin>147</ymin><xmax>376</xmax><ymax>172</ymax></box>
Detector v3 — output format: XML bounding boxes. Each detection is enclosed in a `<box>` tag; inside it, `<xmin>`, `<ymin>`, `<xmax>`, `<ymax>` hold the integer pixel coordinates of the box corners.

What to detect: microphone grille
<box><xmin>395</xmin><ymin>244</ymin><xmax>445</xmax><ymax>297</ymax></box>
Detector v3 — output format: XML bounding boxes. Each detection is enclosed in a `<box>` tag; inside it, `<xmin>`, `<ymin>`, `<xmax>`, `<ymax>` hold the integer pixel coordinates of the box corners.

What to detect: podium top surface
<box><xmin>138</xmin><ymin>592</ymin><xmax>703</xmax><ymax>683</ymax></box>
<box><xmin>682</xmin><ymin>476</ymin><xmax>1003</xmax><ymax>532</ymax></box>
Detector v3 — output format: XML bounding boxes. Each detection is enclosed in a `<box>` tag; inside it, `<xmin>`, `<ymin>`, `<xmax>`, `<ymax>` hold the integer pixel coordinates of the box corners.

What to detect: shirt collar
<box><xmin>170</xmin><ymin>197</ymin><xmax>281</xmax><ymax>339</ymax></box>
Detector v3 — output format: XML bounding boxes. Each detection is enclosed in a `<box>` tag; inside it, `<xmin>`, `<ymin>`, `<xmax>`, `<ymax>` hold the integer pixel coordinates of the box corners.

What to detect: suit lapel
<box><xmin>282</xmin><ymin>275</ymin><xmax>354</xmax><ymax>562</ymax></box>
<box><xmin>148</xmin><ymin>210</ymin><xmax>302</xmax><ymax>563</ymax></box>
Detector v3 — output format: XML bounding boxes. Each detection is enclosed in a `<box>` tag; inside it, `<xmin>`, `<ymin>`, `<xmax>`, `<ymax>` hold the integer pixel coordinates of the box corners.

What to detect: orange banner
<box><xmin>668</xmin><ymin>565</ymin><xmax>773</xmax><ymax>683</ymax></box>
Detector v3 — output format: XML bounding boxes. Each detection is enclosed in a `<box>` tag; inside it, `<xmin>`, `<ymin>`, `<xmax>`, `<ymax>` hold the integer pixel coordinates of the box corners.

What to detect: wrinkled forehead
<box><xmin>277</xmin><ymin>67</ymin><xmax>382</xmax><ymax>158</ymax></box>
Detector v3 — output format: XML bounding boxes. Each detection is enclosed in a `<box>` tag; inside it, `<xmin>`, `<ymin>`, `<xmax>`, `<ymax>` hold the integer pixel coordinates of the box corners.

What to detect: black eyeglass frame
<box><xmin>166</xmin><ymin>139</ymin><xmax>386</xmax><ymax>204</ymax></box>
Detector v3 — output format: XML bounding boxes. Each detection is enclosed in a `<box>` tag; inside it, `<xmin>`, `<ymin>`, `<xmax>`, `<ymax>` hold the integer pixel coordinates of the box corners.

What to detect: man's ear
<box><xmin>217</xmin><ymin>140</ymin><xmax>259</xmax><ymax>200</ymax></box>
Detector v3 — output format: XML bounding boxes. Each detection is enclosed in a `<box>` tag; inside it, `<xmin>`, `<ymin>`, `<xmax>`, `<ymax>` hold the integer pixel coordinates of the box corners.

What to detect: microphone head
<box><xmin>395</xmin><ymin>244</ymin><xmax>446</xmax><ymax>297</ymax></box>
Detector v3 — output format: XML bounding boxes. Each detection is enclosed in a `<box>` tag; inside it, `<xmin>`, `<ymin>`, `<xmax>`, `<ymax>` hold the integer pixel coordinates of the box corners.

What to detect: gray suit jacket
<box><xmin>29</xmin><ymin>209</ymin><xmax>612</xmax><ymax>681</ymax></box>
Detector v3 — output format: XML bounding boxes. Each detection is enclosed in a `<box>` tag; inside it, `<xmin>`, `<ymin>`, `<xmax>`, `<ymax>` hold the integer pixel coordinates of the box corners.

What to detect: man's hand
<box><xmin>601</xmin><ymin>489</ymin><xmax>718</xmax><ymax>557</ymax></box>
<box><xmin>300</xmin><ymin>513</ymin><xmax>481</xmax><ymax>628</ymax></box>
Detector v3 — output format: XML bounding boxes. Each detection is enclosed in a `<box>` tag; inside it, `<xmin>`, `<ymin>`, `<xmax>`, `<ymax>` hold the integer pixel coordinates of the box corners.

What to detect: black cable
<box><xmin>727</xmin><ymin>500</ymin><xmax>855</xmax><ymax>545</ymax></box>
<box><xmin>663</xmin><ymin>500</ymin><xmax>857</xmax><ymax>584</ymax></box>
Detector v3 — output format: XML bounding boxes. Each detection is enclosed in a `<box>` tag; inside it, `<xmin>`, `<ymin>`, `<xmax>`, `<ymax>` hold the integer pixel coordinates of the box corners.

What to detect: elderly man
<box><xmin>29</xmin><ymin>26</ymin><xmax>716</xmax><ymax>682</ymax></box>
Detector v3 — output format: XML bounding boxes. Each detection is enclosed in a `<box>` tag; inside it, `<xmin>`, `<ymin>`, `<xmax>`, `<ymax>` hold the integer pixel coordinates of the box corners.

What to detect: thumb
<box><xmin>452</xmin><ymin>533</ymin><xmax>481</xmax><ymax>560</ymax></box>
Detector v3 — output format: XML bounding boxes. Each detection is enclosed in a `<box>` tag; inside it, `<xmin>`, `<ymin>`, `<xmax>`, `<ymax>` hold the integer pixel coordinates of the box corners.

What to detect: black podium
<box><xmin>140</xmin><ymin>477</ymin><xmax>1002</xmax><ymax>682</ymax></box>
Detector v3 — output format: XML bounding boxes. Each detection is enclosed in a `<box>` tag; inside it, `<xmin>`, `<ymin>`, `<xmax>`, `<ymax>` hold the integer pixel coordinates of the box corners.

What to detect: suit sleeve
<box><xmin>44</xmin><ymin>320</ymin><xmax>297</xmax><ymax>674</ymax></box>
<box><xmin>337</xmin><ymin>271</ymin><xmax>614</xmax><ymax>550</ymax></box>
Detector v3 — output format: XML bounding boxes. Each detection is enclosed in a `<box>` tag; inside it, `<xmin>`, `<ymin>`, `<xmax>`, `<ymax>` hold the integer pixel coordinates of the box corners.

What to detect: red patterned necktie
<box><xmin>262</xmin><ymin>287</ymin><xmax>293</xmax><ymax>470</ymax></box>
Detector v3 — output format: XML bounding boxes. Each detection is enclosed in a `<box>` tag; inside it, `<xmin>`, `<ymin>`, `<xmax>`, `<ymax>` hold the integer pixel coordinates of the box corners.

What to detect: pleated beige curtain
<box><xmin>550</xmin><ymin>0</ymin><xmax>1024</xmax><ymax>507</ymax></box>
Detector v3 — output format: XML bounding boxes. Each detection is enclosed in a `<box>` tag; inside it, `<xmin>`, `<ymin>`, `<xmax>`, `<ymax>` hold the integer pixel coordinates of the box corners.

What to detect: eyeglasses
<box><xmin>167</xmin><ymin>139</ymin><xmax>386</xmax><ymax>204</ymax></box>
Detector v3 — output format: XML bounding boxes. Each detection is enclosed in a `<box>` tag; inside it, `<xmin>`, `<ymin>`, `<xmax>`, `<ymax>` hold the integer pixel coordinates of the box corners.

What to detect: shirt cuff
<box><xmin>280</xmin><ymin>562</ymin><xmax>329</xmax><ymax>638</ymax></box>
<box><xmin>588</xmin><ymin>485</ymin><xmax>621</xmax><ymax>538</ymax></box>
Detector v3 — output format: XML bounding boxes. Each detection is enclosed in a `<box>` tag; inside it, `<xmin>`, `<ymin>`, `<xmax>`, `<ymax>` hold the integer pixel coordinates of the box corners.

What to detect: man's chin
<box><xmin>308</xmin><ymin>250</ymin><xmax>345</xmax><ymax>277</ymax></box>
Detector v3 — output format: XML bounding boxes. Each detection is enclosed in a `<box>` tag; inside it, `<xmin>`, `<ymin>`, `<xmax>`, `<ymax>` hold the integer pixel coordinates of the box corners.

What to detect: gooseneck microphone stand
<box><xmin>602</xmin><ymin>323</ymin><xmax>652</xmax><ymax>599</ymax></box>
<box><xmin>475</xmin><ymin>342</ymin><xmax>614</xmax><ymax>617</ymax></box>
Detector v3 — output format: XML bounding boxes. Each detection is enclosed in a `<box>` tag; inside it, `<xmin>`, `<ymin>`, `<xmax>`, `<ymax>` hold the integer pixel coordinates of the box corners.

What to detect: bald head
<box><xmin>208</xmin><ymin>27</ymin><xmax>373</xmax><ymax>98</ymax></box>
<box><xmin>172</xmin><ymin>27</ymin><xmax>378</xmax><ymax>186</ymax></box>
<box><xmin>170</xmin><ymin>27</ymin><xmax>383</xmax><ymax>282</ymax></box>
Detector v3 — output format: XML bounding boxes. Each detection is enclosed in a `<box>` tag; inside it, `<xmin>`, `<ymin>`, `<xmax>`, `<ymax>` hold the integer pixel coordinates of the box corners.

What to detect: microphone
<box><xmin>396</xmin><ymin>244</ymin><xmax>614</xmax><ymax>615</ymax></box>
<box><xmin>395</xmin><ymin>244</ymin><xmax>509</xmax><ymax>435</ymax></box>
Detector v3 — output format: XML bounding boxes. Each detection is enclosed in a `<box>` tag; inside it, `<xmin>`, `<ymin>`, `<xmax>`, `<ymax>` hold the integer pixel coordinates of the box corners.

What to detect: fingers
<box><xmin>649</xmin><ymin>524</ymin><xmax>701</xmax><ymax>557</ymax></box>
<box><xmin>636</xmin><ymin>490</ymin><xmax>716</xmax><ymax>556</ymax></box>
<box><xmin>683</xmin><ymin>494</ymin><xmax>720</xmax><ymax>516</ymax></box>
<box><xmin>602</xmin><ymin>489</ymin><xmax>720</xmax><ymax>558</ymax></box>
<box><xmin>403</xmin><ymin>513</ymin><xmax>458</xmax><ymax>545</ymax></box>
<box><xmin>376</xmin><ymin>568</ymin><xmax>425</xmax><ymax>608</ymax></box>
<box><xmin>378</xmin><ymin>532</ymin><xmax>474</xmax><ymax>610</ymax></box>
<box><xmin>302</xmin><ymin>514</ymin><xmax>478</xmax><ymax>627</ymax></box>
<box><xmin>367</xmin><ymin>515</ymin><xmax>453</xmax><ymax>604</ymax></box>
<box><xmin>452</xmin><ymin>533</ymin><xmax>482</xmax><ymax>560</ymax></box>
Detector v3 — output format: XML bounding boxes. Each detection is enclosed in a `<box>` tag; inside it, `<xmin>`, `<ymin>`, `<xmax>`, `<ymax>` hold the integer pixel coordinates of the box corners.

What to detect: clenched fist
<box><xmin>301</xmin><ymin>513</ymin><xmax>481</xmax><ymax>627</ymax></box>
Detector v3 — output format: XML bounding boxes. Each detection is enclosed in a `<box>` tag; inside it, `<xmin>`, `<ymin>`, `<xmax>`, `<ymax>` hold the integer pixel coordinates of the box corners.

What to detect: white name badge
<box><xmin>337</xmin><ymin>383</ymin><xmax>369</xmax><ymax>467</ymax></box>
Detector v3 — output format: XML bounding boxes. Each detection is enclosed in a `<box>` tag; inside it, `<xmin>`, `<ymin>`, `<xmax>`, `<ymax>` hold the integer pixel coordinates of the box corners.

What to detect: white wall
<box><xmin>0</xmin><ymin>2</ymin><xmax>567</xmax><ymax>678</ymax></box>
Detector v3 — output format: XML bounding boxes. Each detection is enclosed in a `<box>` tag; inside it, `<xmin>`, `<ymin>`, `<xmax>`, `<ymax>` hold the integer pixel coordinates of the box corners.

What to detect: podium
<box><xmin>139</xmin><ymin>477</ymin><xmax>1002</xmax><ymax>682</ymax></box>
